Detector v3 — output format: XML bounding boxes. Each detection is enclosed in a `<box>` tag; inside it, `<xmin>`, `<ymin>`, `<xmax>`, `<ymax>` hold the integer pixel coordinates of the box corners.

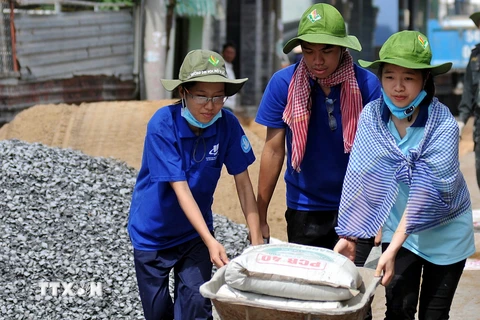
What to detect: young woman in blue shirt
<box><xmin>335</xmin><ymin>31</ymin><xmax>475</xmax><ymax>320</ymax></box>
<box><xmin>128</xmin><ymin>49</ymin><xmax>263</xmax><ymax>320</ymax></box>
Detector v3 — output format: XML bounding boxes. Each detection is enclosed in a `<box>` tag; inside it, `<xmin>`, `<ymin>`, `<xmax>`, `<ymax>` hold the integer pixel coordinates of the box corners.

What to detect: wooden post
<box><xmin>9</xmin><ymin>0</ymin><xmax>18</xmax><ymax>72</ymax></box>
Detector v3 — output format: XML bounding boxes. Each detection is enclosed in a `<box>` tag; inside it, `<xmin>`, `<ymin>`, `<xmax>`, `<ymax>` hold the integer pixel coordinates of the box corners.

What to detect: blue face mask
<box><xmin>382</xmin><ymin>89</ymin><xmax>427</xmax><ymax>120</ymax></box>
<box><xmin>180</xmin><ymin>99</ymin><xmax>222</xmax><ymax>129</ymax></box>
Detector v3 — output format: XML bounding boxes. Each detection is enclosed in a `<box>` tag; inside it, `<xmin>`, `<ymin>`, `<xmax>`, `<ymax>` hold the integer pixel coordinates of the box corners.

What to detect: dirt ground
<box><xmin>0</xmin><ymin>101</ymin><xmax>289</xmax><ymax>241</ymax></box>
<box><xmin>0</xmin><ymin>101</ymin><xmax>475</xmax><ymax>243</ymax></box>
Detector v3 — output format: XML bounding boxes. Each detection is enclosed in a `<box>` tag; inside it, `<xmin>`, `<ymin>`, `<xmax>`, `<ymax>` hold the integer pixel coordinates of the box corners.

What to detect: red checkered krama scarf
<box><xmin>282</xmin><ymin>51</ymin><xmax>363</xmax><ymax>172</ymax></box>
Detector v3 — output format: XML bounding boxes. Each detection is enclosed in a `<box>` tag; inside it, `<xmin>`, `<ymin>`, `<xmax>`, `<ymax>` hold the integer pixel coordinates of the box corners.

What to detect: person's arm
<box><xmin>170</xmin><ymin>181</ymin><xmax>229</xmax><ymax>268</ymax></box>
<box><xmin>375</xmin><ymin>213</ymin><xmax>408</xmax><ymax>286</ymax></box>
<box><xmin>257</xmin><ymin>127</ymin><xmax>286</xmax><ymax>242</ymax></box>
<box><xmin>233</xmin><ymin>170</ymin><xmax>263</xmax><ymax>245</ymax></box>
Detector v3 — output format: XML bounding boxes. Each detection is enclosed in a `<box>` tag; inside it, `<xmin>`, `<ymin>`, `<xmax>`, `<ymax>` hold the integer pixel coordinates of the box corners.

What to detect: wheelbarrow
<box><xmin>200</xmin><ymin>266</ymin><xmax>381</xmax><ymax>320</ymax></box>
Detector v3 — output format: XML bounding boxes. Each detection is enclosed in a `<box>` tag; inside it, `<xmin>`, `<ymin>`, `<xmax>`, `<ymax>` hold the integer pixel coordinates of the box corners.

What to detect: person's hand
<box><xmin>206</xmin><ymin>239</ymin><xmax>229</xmax><ymax>268</ymax></box>
<box><xmin>375</xmin><ymin>249</ymin><xmax>396</xmax><ymax>286</ymax></box>
<box><xmin>333</xmin><ymin>238</ymin><xmax>356</xmax><ymax>262</ymax></box>
<box><xmin>457</xmin><ymin>120</ymin><xmax>465</xmax><ymax>138</ymax></box>
<box><xmin>374</xmin><ymin>229</ymin><xmax>382</xmax><ymax>247</ymax></box>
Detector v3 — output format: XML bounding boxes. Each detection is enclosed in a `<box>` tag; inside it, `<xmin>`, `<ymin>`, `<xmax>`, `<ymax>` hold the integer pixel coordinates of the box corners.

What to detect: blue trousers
<box><xmin>382</xmin><ymin>243</ymin><xmax>466</xmax><ymax>320</ymax></box>
<box><xmin>133</xmin><ymin>236</ymin><xmax>213</xmax><ymax>320</ymax></box>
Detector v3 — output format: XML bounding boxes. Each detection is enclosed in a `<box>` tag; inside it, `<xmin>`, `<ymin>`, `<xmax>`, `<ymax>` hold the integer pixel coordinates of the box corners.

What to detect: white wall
<box><xmin>281</xmin><ymin>0</ymin><xmax>312</xmax><ymax>23</ymax></box>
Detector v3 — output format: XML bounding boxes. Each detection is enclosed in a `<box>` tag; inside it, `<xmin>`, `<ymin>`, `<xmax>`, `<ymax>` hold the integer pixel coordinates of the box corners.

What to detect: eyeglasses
<box><xmin>325</xmin><ymin>98</ymin><xmax>337</xmax><ymax>131</ymax></box>
<box><xmin>193</xmin><ymin>136</ymin><xmax>206</xmax><ymax>163</ymax></box>
<box><xmin>185</xmin><ymin>89</ymin><xmax>228</xmax><ymax>106</ymax></box>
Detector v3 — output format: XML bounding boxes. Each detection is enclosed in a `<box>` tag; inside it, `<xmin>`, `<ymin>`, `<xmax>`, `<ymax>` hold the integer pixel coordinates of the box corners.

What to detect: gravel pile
<box><xmin>0</xmin><ymin>139</ymin><xmax>249</xmax><ymax>319</ymax></box>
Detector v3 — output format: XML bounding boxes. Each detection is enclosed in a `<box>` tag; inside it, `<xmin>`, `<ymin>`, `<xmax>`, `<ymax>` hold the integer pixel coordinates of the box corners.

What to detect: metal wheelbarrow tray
<box><xmin>200</xmin><ymin>267</ymin><xmax>380</xmax><ymax>320</ymax></box>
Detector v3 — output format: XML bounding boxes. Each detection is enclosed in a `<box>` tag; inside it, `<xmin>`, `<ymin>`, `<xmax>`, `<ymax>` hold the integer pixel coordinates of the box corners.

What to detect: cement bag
<box><xmin>216</xmin><ymin>284</ymin><xmax>342</xmax><ymax>309</ymax></box>
<box><xmin>224</xmin><ymin>243</ymin><xmax>362</xmax><ymax>301</ymax></box>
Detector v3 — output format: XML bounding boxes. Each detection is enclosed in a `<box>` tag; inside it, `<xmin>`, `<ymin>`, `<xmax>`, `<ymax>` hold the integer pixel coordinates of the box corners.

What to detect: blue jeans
<box><xmin>382</xmin><ymin>244</ymin><xmax>466</xmax><ymax>320</ymax></box>
<box><xmin>133</xmin><ymin>236</ymin><xmax>213</xmax><ymax>320</ymax></box>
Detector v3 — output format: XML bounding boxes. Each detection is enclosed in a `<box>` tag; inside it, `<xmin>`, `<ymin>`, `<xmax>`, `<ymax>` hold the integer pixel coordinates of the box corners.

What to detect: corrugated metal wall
<box><xmin>14</xmin><ymin>10</ymin><xmax>134</xmax><ymax>81</ymax></box>
<box><xmin>0</xmin><ymin>9</ymin><xmax>137</xmax><ymax>126</ymax></box>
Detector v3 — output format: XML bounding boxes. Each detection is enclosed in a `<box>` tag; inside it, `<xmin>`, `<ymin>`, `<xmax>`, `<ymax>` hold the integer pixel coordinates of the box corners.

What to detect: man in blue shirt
<box><xmin>255</xmin><ymin>3</ymin><xmax>381</xmax><ymax>266</ymax></box>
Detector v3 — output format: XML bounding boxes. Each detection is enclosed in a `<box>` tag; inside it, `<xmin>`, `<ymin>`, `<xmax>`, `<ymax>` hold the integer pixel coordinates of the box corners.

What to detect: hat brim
<box><xmin>470</xmin><ymin>12</ymin><xmax>480</xmax><ymax>28</ymax></box>
<box><xmin>161</xmin><ymin>75</ymin><xmax>248</xmax><ymax>97</ymax></box>
<box><xmin>283</xmin><ymin>33</ymin><xmax>362</xmax><ymax>54</ymax></box>
<box><xmin>358</xmin><ymin>58</ymin><xmax>452</xmax><ymax>76</ymax></box>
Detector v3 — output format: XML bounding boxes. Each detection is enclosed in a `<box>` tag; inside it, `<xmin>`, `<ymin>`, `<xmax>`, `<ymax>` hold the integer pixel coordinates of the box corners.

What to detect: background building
<box><xmin>3</xmin><ymin>0</ymin><xmax>480</xmax><ymax>125</ymax></box>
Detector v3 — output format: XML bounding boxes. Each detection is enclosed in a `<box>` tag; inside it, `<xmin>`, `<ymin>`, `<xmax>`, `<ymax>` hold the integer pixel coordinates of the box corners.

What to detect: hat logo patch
<box><xmin>417</xmin><ymin>35</ymin><xmax>428</xmax><ymax>49</ymax></box>
<box><xmin>209</xmin><ymin>55</ymin><xmax>220</xmax><ymax>66</ymax></box>
<box><xmin>308</xmin><ymin>9</ymin><xmax>321</xmax><ymax>23</ymax></box>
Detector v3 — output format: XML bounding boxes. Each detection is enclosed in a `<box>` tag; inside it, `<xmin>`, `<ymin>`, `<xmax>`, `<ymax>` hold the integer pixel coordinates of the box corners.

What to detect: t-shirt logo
<box><xmin>241</xmin><ymin>135</ymin><xmax>251</xmax><ymax>153</ymax></box>
<box><xmin>209</xmin><ymin>143</ymin><xmax>219</xmax><ymax>156</ymax></box>
<box><xmin>206</xmin><ymin>143</ymin><xmax>219</xmax><ymax>161</ymax></box>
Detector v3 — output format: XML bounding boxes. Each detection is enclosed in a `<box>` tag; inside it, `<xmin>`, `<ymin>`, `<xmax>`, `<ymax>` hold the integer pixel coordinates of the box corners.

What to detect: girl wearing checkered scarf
<box><xmin>335</xmin><ymin>30</ymin><xmax>475</xmax><ymax>320</ymax></box>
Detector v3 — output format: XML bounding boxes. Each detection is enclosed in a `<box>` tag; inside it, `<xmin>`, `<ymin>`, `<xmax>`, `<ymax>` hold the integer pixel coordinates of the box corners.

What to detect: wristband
<box><xmin>339</xmin><ymin>235</ymin><xmax>358</xmax><ymax>244</ymax></box>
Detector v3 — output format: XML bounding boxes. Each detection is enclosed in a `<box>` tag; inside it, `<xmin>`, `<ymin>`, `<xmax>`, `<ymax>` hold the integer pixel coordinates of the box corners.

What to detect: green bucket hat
<box><xmin>358</xmin><ymin>30</ymin><xmax>452</xmax><ymax>76</ymax></box>
<box><xmin>161</xmin><ymin>49</ymin><xmax>248</xmax><ymax>97</ymax></box>
<box><xmin>470</xmin><ymin>12</ymin><xmax>480</xmax><ymax>28</ymax></box>
<box><xmin>283</xmin><ymin>3</ymin><xmax>361</xmax><ymax>54</ymax></box>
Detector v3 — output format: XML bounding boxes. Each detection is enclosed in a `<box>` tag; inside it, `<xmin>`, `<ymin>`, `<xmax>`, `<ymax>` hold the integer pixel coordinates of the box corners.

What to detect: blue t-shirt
<box><xmin>255</xmin><ymin>63</ymin><xmax>381</xmax><ymax>211</ymax></box>
<box><xmin>382</xmin><ymin>103</ymin><xmax>475</xmax><ymax>265</ymax></box>
<box><xmin>128</xmin><ymin>105</ymin><xmax>255</xmax><ymax>251</ymax></box>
